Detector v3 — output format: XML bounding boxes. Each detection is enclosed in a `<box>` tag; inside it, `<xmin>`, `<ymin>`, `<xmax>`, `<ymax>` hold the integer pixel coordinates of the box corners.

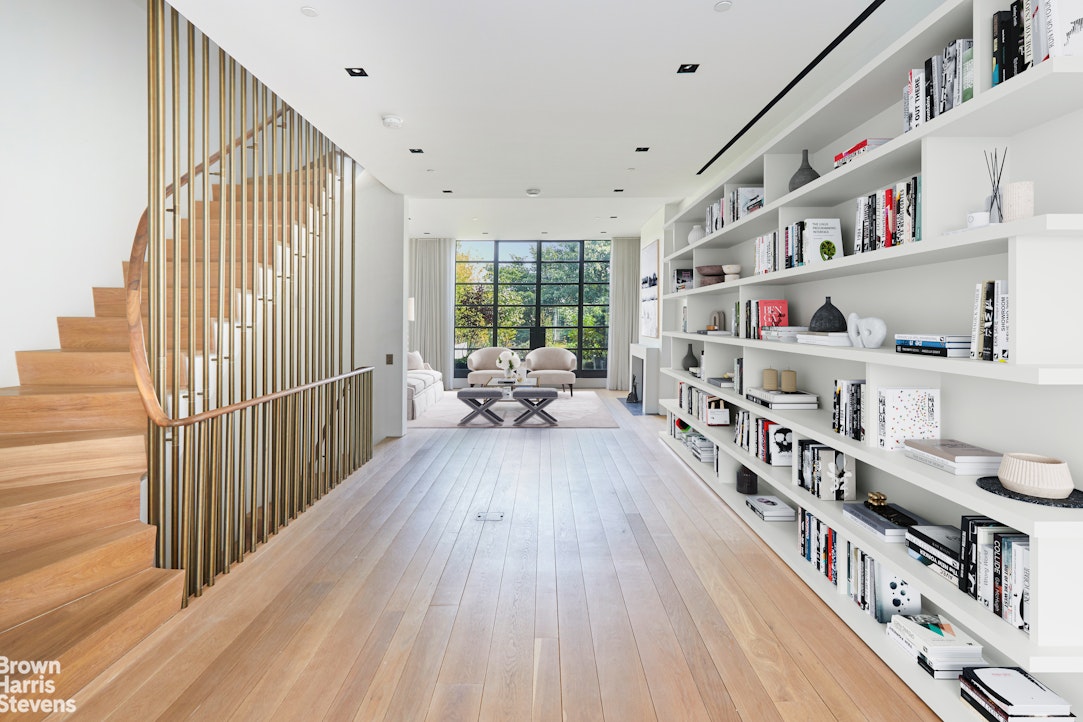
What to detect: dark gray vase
<box><xmin>809</xmin><ymin>296</ymin><xmax>847</xmax><ymax>332</ymax></box>
<box><xmin>788</xmin><ymin>149</ymin><xmax>820</xmax><ymax>192</ymax></box>
<box><xmin>681</xmin><ymin>343</ymin><xmax>697</xmax><ymax>371</ymax></box>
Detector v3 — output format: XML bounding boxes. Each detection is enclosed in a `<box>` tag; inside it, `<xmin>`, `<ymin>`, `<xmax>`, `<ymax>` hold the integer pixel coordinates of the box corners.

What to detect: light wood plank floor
<box><xmin>64</xmin><ymin>391</ymin><xmax>938</xmax><ymax>721</ymax></box>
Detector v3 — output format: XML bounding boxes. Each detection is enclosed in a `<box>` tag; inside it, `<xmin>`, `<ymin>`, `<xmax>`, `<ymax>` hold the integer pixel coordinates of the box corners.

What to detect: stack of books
<box><xmin>895</xmin><ymin>333</ymin><xmax>971</xmax><ymax>358</ymax></box>
<box><xmin>706</xmin><ymin>375</ymin><xmax>734</xmax><ymax>389</ymax></box>
<box><xmin>905</xmin><ymin>524</ymin><xmax>962</xmax><ymax>585</ymax></box>
<box><xmin>960</xmin><ymin>667</ymin><xmax>1073</xmax><ymax>722</ymax></box>
<box><xmin>970</xmin><ymin>280</ymin><xmax>1010</xmax><ymax>362</ymax></box>
<box><xmin>886</xmin><ymin>614</ymin><xmax>985</xmax><ymax>680</ymax></box>
<box><xmin>959</xmin><ymin>516</ymin><xmax>1030</xmax><ymax>629</ymax></box>
<box><xmin>760</xmin><ymin>325</ymin><xmax>807</xmax><ymax>343</ymax></box>
<box><xmin>744</xmin><ymin>387</ymin><xmax>819</xmax><ymax>411</ymax></box>
<box><xmin>842</xmin><ymin>501</ymin><xmax>929</xmax><ymax>543</ymax></box>
<box><xmin>745</xmin><ymin>495</ymin><xmax>796</xmax><ymax>522</ymax></box>
<box><xmin>683</xmin><ymin>432</ymin><xmax>716</xmax><ymax>464</ymax></box>
<box><xmin>903</xmin><ymin>438</ymin><xmax>1003</xmax><ymax>476</ymax></box>
<box><xmin>796</xmin><ymin>331</ymin><xmax>851</xmax><ymax>346</ymax></box>
<box><xmin>833</xmin><ymin>378</ymin><xmax>866</xmax><ymax>441</ymax></box>
<box><xmin>833</xmin><ymin>138</ymin><xmax>890</xmax><ymax>168</ymax></box>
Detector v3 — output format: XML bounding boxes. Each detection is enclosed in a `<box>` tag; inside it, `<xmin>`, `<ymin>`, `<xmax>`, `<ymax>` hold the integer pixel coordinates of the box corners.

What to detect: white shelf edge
<box><xmin>659</xmin><ymin>401</ymin><xmax>1083</xmax><ymax>673</ymax></box>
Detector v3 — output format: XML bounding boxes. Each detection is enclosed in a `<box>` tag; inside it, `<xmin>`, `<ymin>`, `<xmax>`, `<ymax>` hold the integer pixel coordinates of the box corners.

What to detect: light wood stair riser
<box><xmin>0</xmin><ymin>521</ymin><xmax>156</xmax><ymax>631</ymax></box>
<box><xmin>57</xmin><ymin>316</ymin><xmax>216</xmax><ymax>354</ymax></box>
<box><xmin>0</xmin><ymin>474</ymin><xmax>141</xmax><ymax>555</ymax></box>
<box><xmin>16</xmin><ymin>351</ymin><xmax>135</xmax><ymax>388</ymax></box>
<box><xmin>0</xmin><ymin>567</ymin><xmax>183</xmax><ymax>717</ymax></box>
<box><xmin>0</xmin><ymin>387</ymin><xmax>146</xmax><ymax>433</ymax></box>
<box><xmin>123</xmin><ymin>260</ymin><xmax>260</xmax><ymax>289</ymax></box>
<box><xmin>0</xmin><ymin>431</ymin><xmax>145</xmax><ymax>488</ymax></box>
<box><xmin>93</xmin><ymin>287</ymin><xmax>242</xmax><ymax>319</ymax></box>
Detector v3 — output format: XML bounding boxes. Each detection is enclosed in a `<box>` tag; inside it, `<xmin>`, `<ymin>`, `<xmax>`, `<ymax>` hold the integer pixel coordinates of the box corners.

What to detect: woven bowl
<box><xmin>696</xmin><ymin>265</ymin><xmax>725</xmax><ymax>276</ymax></box>
<box><xmin>998</xmin><ymin>453</ymin><xmax>1075</xmax><ymax>499</ymax></box>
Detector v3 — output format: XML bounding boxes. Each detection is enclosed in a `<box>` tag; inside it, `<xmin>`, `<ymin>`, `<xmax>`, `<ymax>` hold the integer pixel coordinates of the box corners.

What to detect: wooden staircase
<box><xmin>0</xmin><ymin>263</ymin><xmax>185</xmax><ymax>716</ymax></box>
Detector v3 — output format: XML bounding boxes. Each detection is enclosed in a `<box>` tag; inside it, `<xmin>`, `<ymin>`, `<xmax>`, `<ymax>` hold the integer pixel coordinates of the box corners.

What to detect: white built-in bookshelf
<box><xmin>653</xmin><ymin>0</ymin><xmax>1083</xmax><ymax>717</ymax></box>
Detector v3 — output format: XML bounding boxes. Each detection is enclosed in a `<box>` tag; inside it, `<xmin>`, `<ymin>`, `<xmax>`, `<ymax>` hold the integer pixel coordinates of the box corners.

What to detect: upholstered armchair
<box><xmin>524</xmin><ymin>347</ymin><xmax>577</xmax><ymax>395</ymax></box>
<box><xmin>466</xmin><ymin>346</ymin><xmax>512</xmax><ymax>386</ymax></box>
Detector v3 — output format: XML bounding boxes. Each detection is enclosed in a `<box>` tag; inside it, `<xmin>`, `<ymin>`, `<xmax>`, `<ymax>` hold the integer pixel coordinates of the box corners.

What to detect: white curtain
<box><xmin>409</xmin><ymin>237</ymin><xmax>454</xmax><ymax>382</ymax></box>
<box><xmin>607</xmin><ymin>236</ymin><xmax>640</xmax><ymax>390</ymax></box>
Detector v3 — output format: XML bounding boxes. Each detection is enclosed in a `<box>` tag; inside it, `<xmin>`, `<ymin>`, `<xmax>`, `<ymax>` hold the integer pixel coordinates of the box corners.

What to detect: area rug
<box><xmin>408</xmin><ymin>389</ymin><xmax>619</xmax><ymax>428</ymax></box>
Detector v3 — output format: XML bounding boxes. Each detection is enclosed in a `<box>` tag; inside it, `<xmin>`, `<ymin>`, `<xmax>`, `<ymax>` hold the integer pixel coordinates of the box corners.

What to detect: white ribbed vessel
<box><xmin>998</xmin><ymin>453</ymin><xmax>1075</xmax><ymax>499</ymax></box>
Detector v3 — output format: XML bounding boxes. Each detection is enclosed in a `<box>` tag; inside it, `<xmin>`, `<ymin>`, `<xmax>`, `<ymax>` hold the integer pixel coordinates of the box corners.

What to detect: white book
<box><xmin>995</xmin><ymin>279</ymin><xmax>1010</xmax><ymax>361</ymax></box>
<box><xmin>970</xmin><ymin>281</ymin><xmax>983</xmax><ymax>359</ymax></box>
<box><xmin>1033</xmin><ymin>0</ymin><xmax>1049</xmax><ymax>63</ymax></box>
<box><xmin>909</xmin><ymin>68</ymin><xmax>925</xmax><ymax>128</ymax></box>
<box><xmin>803</xmin><ymin>218</ymin><xmax>843</xmax><ymax>263</ymax></box>
<box><xmin>854</xmin><ymin>196</ymin><xmax>868</xmax><ymax>254</ymax></box>
<box><xmin>1046</xmin><ymin>0</ymin><xmax>1083</xmax><ymax>58</ymax></box>
<box><xmin>877</xmin><ymin>387</ymin><xmax>940</xmax><ymax>450</ymax></box>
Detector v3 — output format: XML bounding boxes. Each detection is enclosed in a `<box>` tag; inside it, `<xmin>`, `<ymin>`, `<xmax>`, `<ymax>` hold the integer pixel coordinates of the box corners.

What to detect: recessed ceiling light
<box><xmin>541</xmin><ymin>231</ymin><xmax>548</xmax><ymax>234</ymax></box>
<box><xmin>409</xmin><ymin>148</ymin><xmax>424</xmax><ymax>154</ymax></box>
<box><xmin>614</xmin><ymin>189</ymin><xmax>624</xmax><ymax>193</ymax></box>
<box><xmin>442</xmin><ymin>190</ymin><xmax>453</xmax><ymax>194</ymax></box>
<box><xmin>381</xmin><ymin>115</ymin><xmax>403</xmax><ymax>129</ymax></box>
<box><xmin>482</xmin><ymin>232</ymin><xmax>489</xmax><ymax>235</ymax></box>
<box><xmin>426</xmin><ymin>168</ymin><xmax>435</xmax><ymax>172</ymax></box>
<box><xmin>635</xmin><ymin>147</ymin><xmax>649</xmax><ymax>152</ymax></box>
<box><xmin>472</xmin><ymin>217</ymin><xmax>479</xmax><ymax>221</ymax></box>
<box><xmin>610</xmin><ymin>216</ymin><xmax>618</xmax><ymax>219</ymax></box>
<box><xmin>424</xmin><ymin>232</ymin><xmax>431</xmax><ymax>235</ymax></box>
<box><xmin>714</xmin><ymin>0</ymin><xmax>733</xmax><ymax>11</ymax></box>
<box><xmin>601</xmin><ymin>231</ymin><xmax>608</xmax><ymax>234</ymax></box>
<box><xmin>677</xmin><ymin>63</ymin><xmax>700</xmax><ymax>74</ymax></box>
<box><xmin>345</xmin><ymin>67</ymin><xmax>367</xmax><ymax>77</ymax></box>
<box><xmin>525</xmin><ymin>188</ymin><xmax>541</xmax><ymax>197</ymax></box>
<box><xmin>300</xmin><ymin>6</ymin><xmax>318</xmax><ymax>17</ymax></box>
<box><xmin>627</xmin><ymin>167</ymin><xmax>636</xmax><ymax>171</ymax></box>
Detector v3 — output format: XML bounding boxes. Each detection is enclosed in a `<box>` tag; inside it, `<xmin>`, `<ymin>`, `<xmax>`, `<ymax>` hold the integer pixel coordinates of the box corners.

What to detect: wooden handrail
<box><xmin>126</xmin><ymin>210</ymin><xmax>371</xmax><ymax>429</ymax></box>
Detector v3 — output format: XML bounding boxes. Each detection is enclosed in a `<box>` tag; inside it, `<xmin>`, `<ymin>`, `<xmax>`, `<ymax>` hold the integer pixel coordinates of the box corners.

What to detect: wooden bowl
<box><xmin>696</xmin><ymin>265</ymin><xmax>725</xmax><ymax>276</ymax></box>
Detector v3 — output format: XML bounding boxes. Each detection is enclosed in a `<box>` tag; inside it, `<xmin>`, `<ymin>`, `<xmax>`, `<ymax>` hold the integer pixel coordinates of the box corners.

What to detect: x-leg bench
<box><xmin>512</xmin><ymin>387</ymin><xmax>558</xmax><ymax>425</ymax></box>
<box><xmin>457</xmin><ymin>388</ymin><xmax>504</xmax><ymax>425</ymax></box>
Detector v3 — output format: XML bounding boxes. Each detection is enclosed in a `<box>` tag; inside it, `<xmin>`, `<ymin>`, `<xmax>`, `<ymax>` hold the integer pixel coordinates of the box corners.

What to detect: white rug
<box><xmin>408</xmin><ymin>389</ymin><xmax>619</xmax><ymax>429</ymax></box>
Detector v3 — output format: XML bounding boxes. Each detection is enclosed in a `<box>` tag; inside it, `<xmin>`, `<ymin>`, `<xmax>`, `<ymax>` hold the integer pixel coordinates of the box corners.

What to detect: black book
<box><xmin>1010</xmin><ymin>0</ymin><xmax>1026</xmax><ymax>76</ymax></box>
<box><xmin>959</xmin><ymin>515</ymin><xmax>991</xmax><ymax>593</ymax></box>
<box><xmin>981</xmin><ymin>280</ymin><xmax>996</xmax><ymax>361</ymax></box>
<box><xmin>906</xmin><ymin>540</ymin><xmax>962</xmax><ymax>573</ymax></box>
<box><xmin>895</xmin><ymin>344</ymin><xmax>969</xmax><ymax>358</ymax></box>
<box><xmin>993</xmin><ymin>10</ymin><xmax>1013</xmax><ymax>85</ymax></box>
<box><xmin>907</xmin><ymin>524</ymin><xmax>963</xmax><ymax>560</ymax></box>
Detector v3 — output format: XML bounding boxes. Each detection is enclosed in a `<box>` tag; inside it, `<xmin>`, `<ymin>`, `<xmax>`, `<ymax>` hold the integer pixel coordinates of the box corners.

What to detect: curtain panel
<box><xmin>408</xmin><ymin>237</ymin><xmax>455</xmax><ymax>382</ymax></box>
<box><xmin>607</xmin><ymin>236</ymin><xmax>639</xmax><ymax>390</ymax></box>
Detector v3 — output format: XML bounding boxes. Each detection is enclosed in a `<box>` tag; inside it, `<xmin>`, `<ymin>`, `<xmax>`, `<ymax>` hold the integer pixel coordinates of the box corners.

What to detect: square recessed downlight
<box><xmin>677</xmin><ymin>64</ymin><xmax>699</xmax><ymax>74</ymax></box>
<box><xmin>345</xmin><ymin>67</ymin><xmax>368</xmax><ymax>77</ymax></box>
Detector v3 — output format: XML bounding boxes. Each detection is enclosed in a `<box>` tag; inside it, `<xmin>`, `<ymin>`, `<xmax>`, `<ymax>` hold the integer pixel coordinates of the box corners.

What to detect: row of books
<box><xmin>703</xmin><ymin>186</ymin><xmax>765</xmax><ymax>232</ymax></box>
<box><xmin>852</xmin><ymin>176</ymin><xmax>922</xmax><ymax>254</ymax></box>
<box><xmin>903</xmin><ymin>38</ymin><xmax>974</xmax><ymax>133</ymax></box>
<box><xmin>753</xmin><ymin>218</ymin><xmax>843</xmax><ymax>274</ymax></box>
<box><xmin>676</xmin><ymin>381</ymin><xmax>728</xmax><ymax>426</ymax></box>
<box><xmin>745</xmin><ymin>386</ymin><xmax>819</xmax><ymax>411</ymax></box>
<box><xmin>832</xmin><ymin>378</ymin><xmax>866</xmax><ymax>441</ymax></box>
<box><xmin>994</xmin><ymin>0</ymin><xmax>1083</xmax><ymax>90</ymax></box>
<box><xmin>887</xmin><ymin>613</ymin><xmax>986</xmax><ymax>680</ymax></box>
<box><xmin>847</xmin><ymin>541</ymin><xmax>922</xmax><ymax>623</ymax></box>
<box><xmin>843</xmin><ymin>499</ymin><xmax>929</xmax><ymax>543</ymax></box>
<box><xmin>733</xmin><ymin>298</ymin><xmax>789</xmax><ymax>339</ymax></box>
<box><xmin>895</xmin><ymin>332</ymin><xmax>971</xmax><ymax>358</ymax></box>
<box><xmin>961</xmin><ymin>515</ymin><xmax>1030</xmax><ymax>631</ymax></box>
<box><xmin>672</xmin><ymin>268</ymin><xmax>694</xmax><ymax>293</ymax></box>
<box><xmin>796</xmin><ymin>440</ymin><xmax>856</xmax><ymax>501</ymax></box>
<box><xmin>970</xmin><ymin>280</ymin><xmax>1010</xmax><ymax>362</ymax></box>
<box><xmin>760</xmin><ymin>325</ymin><xmax>807</xmax><ymax>343</ymax></box>
<box><xmin>906</xmin><ymin>524</ymin><xmax>964</xmax><ymax>587</ymax></box>
<box><xmin>732</xmin><ymin>409</ymin><xmax>793</xmax><ymax>466</ymax></box>
<box><xmin>800</xmin><ymin>507</ymin><xmax>841</xmax><ymax>586</ymax></box>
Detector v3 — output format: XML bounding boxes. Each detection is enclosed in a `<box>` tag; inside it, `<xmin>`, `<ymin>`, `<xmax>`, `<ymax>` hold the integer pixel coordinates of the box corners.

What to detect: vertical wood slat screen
<box><xmin>130</xmin><ymin>0</ymin><xmax>372</xmax><ymax>604</ymax></box>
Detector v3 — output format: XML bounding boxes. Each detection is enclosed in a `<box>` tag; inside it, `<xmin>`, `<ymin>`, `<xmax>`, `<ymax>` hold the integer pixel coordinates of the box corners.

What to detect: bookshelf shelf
<box><xmin>651</xmin><ymin>0</ymin><xmax>1083</xmax><ymax>712</ymax></box>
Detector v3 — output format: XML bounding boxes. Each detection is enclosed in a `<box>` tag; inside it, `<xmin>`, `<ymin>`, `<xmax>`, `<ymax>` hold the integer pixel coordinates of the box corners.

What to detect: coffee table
<box><xmin>484</xmin><ymin>376</ymin><xmax>537</xmax><ymax>399</ymax></box>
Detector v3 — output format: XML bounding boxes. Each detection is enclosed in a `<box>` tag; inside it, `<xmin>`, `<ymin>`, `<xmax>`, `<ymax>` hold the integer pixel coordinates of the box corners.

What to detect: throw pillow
<box><xmin>406</xmin><ymin>350</ymin><xmax>425</xmax><ymax>371</ymax></box>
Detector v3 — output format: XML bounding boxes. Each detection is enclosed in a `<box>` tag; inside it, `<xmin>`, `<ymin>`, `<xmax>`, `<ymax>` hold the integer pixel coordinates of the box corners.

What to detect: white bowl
<box><xmin>724</xmin><ymin>274</ymin><xmax>740</xmax><ymax>282</ymax></box>
<box><xmin>998</xmin><ymin>453</ymin><xmax>1075</xmax><ymax>499</ymax></box>
<box><xmin>722</xmin><ymin>264</ymin><xmax>741</xmax><ymax>274</ymax></box>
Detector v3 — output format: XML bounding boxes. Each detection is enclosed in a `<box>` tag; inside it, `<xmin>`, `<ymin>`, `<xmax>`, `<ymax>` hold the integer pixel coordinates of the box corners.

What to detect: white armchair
<box><xmin>466</xmin><ymin>346</ymin><xmax>512</xmax><ymax>386</ymax></box>
<box><xmin>524</xmin><ymin>347</ymin><xmax>577</xmax><ymax>395</ymax></box>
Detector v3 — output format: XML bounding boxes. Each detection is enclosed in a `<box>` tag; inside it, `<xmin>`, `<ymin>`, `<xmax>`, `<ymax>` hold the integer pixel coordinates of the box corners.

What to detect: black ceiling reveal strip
<box><xmin>696</xmin><ymin>0</ymin><xmax>887</xmax><ymax>176</ymax></box>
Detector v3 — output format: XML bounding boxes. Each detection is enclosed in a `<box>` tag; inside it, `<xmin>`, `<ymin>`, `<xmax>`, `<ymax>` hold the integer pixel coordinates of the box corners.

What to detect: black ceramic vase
<box><xmin>681</xmin><ymin>343</ymin><xmax>697</xmax><ymax>371</ymax></box>
<box><xmin>809</xmin><ymin>296</ymin><xmax>847</xmax><ymax>332</ymax></box>
<box><xmin>788</xmin><ymin>149</ymin><xmax>820</xmax><ymax>192</ymax></box>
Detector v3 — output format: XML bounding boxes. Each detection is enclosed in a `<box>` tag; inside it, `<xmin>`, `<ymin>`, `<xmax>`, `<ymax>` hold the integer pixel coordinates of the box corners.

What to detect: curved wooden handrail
<box><xmin>126</xmin><ymin>102</ymin><xmax>363</xmax><ymax>430</ymax></box>
<box><xmin>127</xmin><ymin>210</ymin><xmax>371</xmax><ymax>429</ymax></box>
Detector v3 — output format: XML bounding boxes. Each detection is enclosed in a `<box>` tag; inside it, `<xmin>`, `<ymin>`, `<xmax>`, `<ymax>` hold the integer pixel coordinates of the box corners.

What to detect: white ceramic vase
<box><xmin>687</xmin><ymin>224</ymin><xmax>706</xmax><ymax>245</ymax></box>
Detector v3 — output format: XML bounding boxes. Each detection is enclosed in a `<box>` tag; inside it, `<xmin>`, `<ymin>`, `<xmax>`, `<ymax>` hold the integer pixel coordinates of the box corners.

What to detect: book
<box><xmin>903</xmin><ymin>449</ymin><xmax>1001</xmax><ymax>476</ymax></box>
<box><xmin>903</xmin><ymin>438</ymin><xmax>1003</xmax><ymax>464</ymax></box>
<box><xmin>1046</xmin><ymin>0</ymin><xmax>1083</xmax><ymax>58</ymax></box>
<box><xmin>758</xmin><ymin>299</ymin><xmax>788</xmax><ymax>329</ymax></box>
<box><xmin>994</xmin><ymin>279</ymin><xmax>1010</xmax><ymax>362</ymax></box>
<box><xmin>894</xmin><ymin>338</ymin><xmax>970</xmax><ymax>349</ymax></box>
<box><xmin>673</xmin><ymin>268</ymin><xmax>693</xmax><ymax>292</ymax></box>
<box><xmin>963</xmin><ymin>666</ymin><xmax>1072</xmax><ymax>716</ymax></box>
<box><xmin>907</xmin><ymin>547</ymin><xmax>960</xmax><ymax>583</ymax></box>
<box><xmin>895</xmin><ymin>345</ymin><xmax>970</xmax><ymax>358</ymax></box>
<box><xmin>981</xmin><ymin>280</ymin><xmax>997</xmax><ymax>361</ymax></box>
<box><xmin>960</xmin><ymin>679</ymin><xmax>1075</xmax><ymax>722</ymax></box>
<box><xmin>994</xmin><ymin>10</ymin><xmax>1014</xmax><ymax>86</ymax></box>
<box><xmin>962</xmin><ymin>44</ymin><xmax>976</xmax><ymax>102</ymax></box>
<box><xmin>906</xmin><ymin>524</ymin><xmax>963</xmax><ymax>560</ymax></box>
<box><xmin>745</xmin><ymin>495</ymin><xmax>796</xmax><ymax>519</ymax></box>
<box><xmin>877</xmin><ymin>387</ymin><xmax>940</xmax><ymax>450</ymax></box>
<box><xmin>745</xmin><ymin>387</ymin><xmax>818</xmax><ymax>404</ymax></box>
<box><xmin>803</xmin><ymin>218</ymin><xmax>843</xmax><ymax>262</ymax></box>
<box><xmin>842</xmin><ymin>502</ymin><xmax>929</xmax><ymax>541</ymax></box>
<box><xmin>894</xmin><ymin>333</ymin><xmax>971</xmax><ymax>343</ymax></box>
<box><xmin>796</xmin><ymin>332</ymin><xmax>852</xmax><ymax>347</ymax></box>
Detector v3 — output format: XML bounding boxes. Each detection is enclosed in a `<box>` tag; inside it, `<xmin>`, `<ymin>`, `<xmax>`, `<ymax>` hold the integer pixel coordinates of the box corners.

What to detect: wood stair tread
<box><xmin>0</xmin><ymin>385</ymin><xmax>141</xmax><ymax>397</ymax></box>
<box><xmin>0</xmin><ymin>429</ymin><xmax>144</xmax><ymax>450</ymax></box>
<box><xmin>0</xmin><ymin>472</ymin><xmax>140</xmax><ymax>507</ymax></box>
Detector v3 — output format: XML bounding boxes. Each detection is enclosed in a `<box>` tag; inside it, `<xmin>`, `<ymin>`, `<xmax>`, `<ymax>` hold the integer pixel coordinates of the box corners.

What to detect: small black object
<box><xmin>809</xmin><ymin>296</ymin><xmax>847</xmax><ymax>332</ymax></box>
<box><xmin>977</xmin><ymin>476</ymin><xmax>1083</xmax><ymax>508</ymax></box>
<box><xmin>626</xmin><ymin>376</ymin><xmax>640</xmax><ymax>404</ymax></box>
<box><xmin>736</xmin><ymin>466</ymin><xmax>758</xmax><ymax>494</ymax></box>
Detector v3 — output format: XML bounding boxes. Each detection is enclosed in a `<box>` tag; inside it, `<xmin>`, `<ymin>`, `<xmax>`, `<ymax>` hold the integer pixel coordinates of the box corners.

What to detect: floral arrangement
<box><xmin>496</xmin><ymin>350</ymin><xmax>521</xmax><ymax>373</ymax></box>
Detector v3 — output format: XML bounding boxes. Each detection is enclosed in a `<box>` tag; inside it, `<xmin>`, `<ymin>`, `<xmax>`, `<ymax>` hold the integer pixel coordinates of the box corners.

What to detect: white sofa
<box><xmin>407</xmin><ymin>351</ymin><xmax>443</xmax><ymax>420</ymax></box>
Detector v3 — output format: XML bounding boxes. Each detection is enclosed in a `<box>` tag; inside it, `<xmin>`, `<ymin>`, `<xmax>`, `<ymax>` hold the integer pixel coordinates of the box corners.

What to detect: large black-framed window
<box><xmin>455</xmin><ymin>240</ymin><xmax>611</xmax><ymax>378</ymax></box>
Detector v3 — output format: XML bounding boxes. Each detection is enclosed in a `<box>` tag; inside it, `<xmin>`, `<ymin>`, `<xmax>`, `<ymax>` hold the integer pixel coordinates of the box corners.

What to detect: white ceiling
<box><xmin>168</xmin><ymin>0</ymin><xmax>945</xmax><ymax>240</ymax></box>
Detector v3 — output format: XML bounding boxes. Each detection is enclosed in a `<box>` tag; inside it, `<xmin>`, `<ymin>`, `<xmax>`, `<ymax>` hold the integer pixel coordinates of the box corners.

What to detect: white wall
<box><xmin>353</xmin><ymin>171</ymin><xmax>407</xmax><ymax>442</ymax></box>
<box><xmin>0</xmin><ymin>0</ymin><xmax>148</xmax><ymax>388</ymax></box>
<box><xmin>638</xmin><ymin>206</ymin><xmax>666</xmax><ymax>347</ymax></box>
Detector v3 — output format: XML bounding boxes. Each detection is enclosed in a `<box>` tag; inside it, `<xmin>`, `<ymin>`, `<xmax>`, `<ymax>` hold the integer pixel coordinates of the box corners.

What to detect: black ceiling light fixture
<box><xmin>409</xmin><ymin>148</ymin><xmax>424</xmax><ymax>154</ymax></box>
<box><xmin>442</xmin><ymin>189</ymin><xmax>453</xmax><ymax>194</ymax></box>
<box><xmin>635</xmin><ymin>147</ymin><xmax>650</xmax><ymax>152</ymax></box>
<box><xmin>677</xmin><ymin>63</ymin><xmax>700</xmax><ymax>74</ymax></box>
<box><xmin>697</xmin><ymin>0</ymin><xmax>887</xmax><ymax>175</ymax></box>
<box><xmin>613</xmin><ymin>189</ymin><xmax>625</xmax><ymax>193</ymax></box>
<box><xmin>345</xmin><ymin>67</ymin><xmax>368</xmax><ymax>77</ymax></box>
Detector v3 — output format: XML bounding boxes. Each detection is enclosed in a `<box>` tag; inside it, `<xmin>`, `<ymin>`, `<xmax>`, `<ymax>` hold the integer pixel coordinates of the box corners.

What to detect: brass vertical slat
<box><xmin>271</xmin><ymin>94</ymin><xmax>280</xmax><ymax>397</ymax></box>
<box><xmin>337</xmin><ymin>151</ymin><xmax>345</xmax><ymax>375</ymax></box>
<box><xmin>179</xmin><ymin>425</ymin><xmax>194</xmax><ymax>605</ymax></box>
<box><xmin>169</xmin><ymin>7</ymin><xmax>181</xmax><ymax>569</ymax></box>
<box><xmin>228</xmin><ymin>57</ymin><xmax>238</xmax><ymax>409</ymax></box>
<box><xmin>216</xmin><ymin>49</ymin><xmax>227</xmax><ymax>411</ymax></box>
<box><xmin>240</xmin><ymin>67</ymin><xmax>249</xmax><ymax>408</ymax></box>
<box><xmin>201</xmin><ymin>33</ymin><xmax>210</xmax><ymax>421</ymax></box>
<box><xmin>350</xmin><ymin>158</ymin><xmax>356</xmax><ymax>370</ymax></box>
<box><xmin>192</xmin><ymin>419</ymin><xmax>205</xmax><ymax>598</ymax></box>
<box><xmin>186</xmin><ymin>22</ymin><xmax>196</xmax><ymax>419</ymax></box>
<box><xmin>289</xmin><ymin>112</ymin><xmax>298</xmax><ymax>390</ymax></box>
<box><xmin>147</xmin><ymin>0</ymin><xmax>163</xmax><ymax>562</ymax></box>
<box><xmin>207</xmin><ymin>413</ymin><xmax>220</xmax><ymax>585</ymax></box>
